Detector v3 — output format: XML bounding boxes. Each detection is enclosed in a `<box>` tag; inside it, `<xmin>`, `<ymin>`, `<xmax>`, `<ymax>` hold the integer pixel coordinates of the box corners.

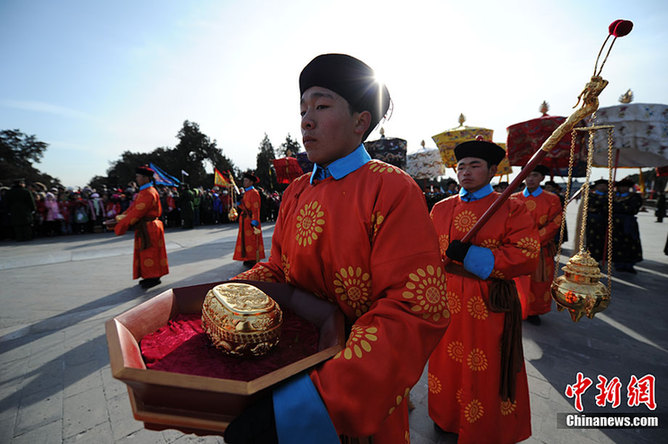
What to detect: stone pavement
<box><xmin>0</xmin><ymin>204</ymin><xmax>666</xmax><ymax>443</ymax></box>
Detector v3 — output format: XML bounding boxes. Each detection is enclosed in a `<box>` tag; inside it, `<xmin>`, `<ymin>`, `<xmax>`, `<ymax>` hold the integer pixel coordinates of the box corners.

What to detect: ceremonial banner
<box><xmin>495</xmin><ymin>143</ymin><xmax>513</xmax><ymax>176</ymax></box>
<box><xmin>149</xmin><ymin>163</ymin><xmax>180</xmax><ymax>187</ymax></box>
<box><xmin>432</xmin><ymin>118</ymin><xmax>493</xmax><ymax>168</ymax></box>
<box><xmin>214</xmin><ymin>168</ymin><xmax>231</xmax><ymax>187</ymax></box>
<box><xmin>272</xmin><ymin>157</ymin><xmax>304</xmax><ymax>184</ymax></box>
<box><xmin>364</xmin><ymin>136</ymin><xmax>407</xmax><ymax>169</ymax></box>
<box><xmin>406</xmin><ymin>148</ymin><xmax>445</xmax><ymax>179</ymax></box>
<box><xmin>507</xmin><ymin>114</ymin><xmax>586</xmax><ymax>171</ymax></box>
<box><xmin>295</xmin><ymin>152</ymin><xmax>314</xmax><ymax>176</ymax></box>
<box><xmin>588</xmin><ymin>103</ymin><xmax>668</xmax><ymax>168</ymax></box>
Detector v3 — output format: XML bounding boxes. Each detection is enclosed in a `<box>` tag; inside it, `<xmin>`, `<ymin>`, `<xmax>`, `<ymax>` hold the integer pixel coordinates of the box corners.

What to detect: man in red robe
<box><xmin>428</xmin><ymin>140</ymin><xmax>540</xmax><ymax>444</ymax></box>
<box><xmin>113</xmin><ymin>165</ymin><xmax>169</xmax><ymax>289</ymax></box>
<box><xmin>512</xmin><ymin>165</ymin><xmax>562</xmax><ymax>324</ymax></box>
<box><xmin>233</xmin><ymin>171</ymin><xmax>265</xmax><ymax>267</ymax></box>
<box><xmin>224</xmin><ymin>54</ymin><xmax>449</xmax><ymax>444</ymax></box>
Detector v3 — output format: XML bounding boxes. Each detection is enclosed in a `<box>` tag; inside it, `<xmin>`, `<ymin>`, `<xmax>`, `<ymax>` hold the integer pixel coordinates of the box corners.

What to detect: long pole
<box><xmin>444</xmin><ymin>75</ymin><xmax>608</xmax><ymax>265</ymax></box>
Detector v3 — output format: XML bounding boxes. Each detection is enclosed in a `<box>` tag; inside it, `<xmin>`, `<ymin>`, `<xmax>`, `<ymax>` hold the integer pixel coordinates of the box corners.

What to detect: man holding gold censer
<box><xmin>225</xmin><ymin>54</ymin><xmax>449</xmax><ymax>443</ymax></box>
<box><xmin>428</xmin><ymin>140</ymin><xmax>540</xmax><ymax>444</ymax></box>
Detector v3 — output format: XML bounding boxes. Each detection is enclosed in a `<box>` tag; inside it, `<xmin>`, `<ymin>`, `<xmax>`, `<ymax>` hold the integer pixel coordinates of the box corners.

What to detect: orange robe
<box><xmin>428</xmin><ymin>192</ymin><xmax>539</xmax><ymax>444</ymax></box>
<box><xmin>114</xmin><ymin>186</ymin><xmax>169</xmax><ymax>280</ymax></box>
<box><xmin>512</xmin><ymin>189</ymin><xmax>562</xmax><ymax>318</ymax></box>
<box><xmin>235</xmin><ymin>161</ymin><xmax>449</xmax><ymax>442</ymax></box>
<box><xmin>233</xmin><ymin>187</ymin><xmax>265</xmax><ymax>262</ymax></box>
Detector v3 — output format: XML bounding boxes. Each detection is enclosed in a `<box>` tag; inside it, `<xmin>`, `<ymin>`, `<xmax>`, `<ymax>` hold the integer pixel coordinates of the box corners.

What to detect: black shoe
<box><xmin>526</xmin><ymin>315</ymin><xmax>542</xmax><ymax>325</ymax></box>
<box><xmin>139</xmin><ymin>278</ymin><xmax>161</xmax><ymax>289</ymax></box>
<box><xmin>627</xmin><ymin>266</ymin><xmax>637</xmax><ymax>274</ymax></box>
<box><xmin>242</xmin><ymin>261</ymin><xmax>257</xmax><ymax>268</ymax></box>
<box><xmin>433</xmin><ymin>422</ymin><xmax>446</xmax><ymax>433</ymax></box>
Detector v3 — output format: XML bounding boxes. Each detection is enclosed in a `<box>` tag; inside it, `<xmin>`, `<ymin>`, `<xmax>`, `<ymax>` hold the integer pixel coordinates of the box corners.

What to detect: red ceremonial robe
<box><xmin>428</xmin><ymin>192</ymin><xmax>539</xmax><ymax>444</ymax></box>
<box><xmin>233</xmin><ymin>187</ymin><xmax>265</xmax><ymax>262</ymax></box>
<box><xmin>512</xmin><ymin>189</ymin><xmax>562</xmax><ymax>318</ymax></box>
<box><xmin>114</xmin><ymin>185</ymin><xmax>169</xmax><ymax>280</ymax></box>
<box><xmin>235</xmin><ymin>160</ymin><xmax>449</xmax><ymax>442</ymax></box>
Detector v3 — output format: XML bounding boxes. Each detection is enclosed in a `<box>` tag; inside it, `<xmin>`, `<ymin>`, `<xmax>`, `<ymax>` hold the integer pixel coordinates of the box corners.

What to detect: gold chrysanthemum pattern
<box><xmin>453</xmin><ymin>210</ymin><xmax>478</xmax><ymax>233</ymax></box>
<box><xmin>490</xmin><ymin>269</ymin><xmax>505</xmax><ymax>279</ymax></box>
<box><xmin>428</xmin><ymin>373</ymin><xmax>442</xmax><ymax>394</ymax></box>
<box><xmin>388</xmin><ymin>387</ymin><xmax>411</xmax><ymax>415</ymax></box>
<box><xmin>447</xmin><ymin>340</ymin><xmax>464</xmax><ymax>363</ymax></box>
<box><xmin>232</xmin><ymin>266</ymin><xmax>276</xmax><ymax>282</ymax></box>
<box><xmin>446</xmin><ymin>291</ymin><xmax>461</xmax><ymax>314</ymax></box>
<box><xmin>467</xmin><ymin>348</ymin><xmax>488</xmax><ymax>371</ymax></box>
<box><xmin>517</xmin><ymin>237</ymin><xmax>540</xmax><ymax>259</ymax></box>
<box><xmin>538</xmin><ymin>214</ymin><xmax>548</xmax><ymax>225</ymax></box>
<box><xmin>467</xmin><ymin>294</ymin><xmax>489</xmax><ymax>320</ymax></box>
<box><xmin>333</xmin><ymin>266</ymin><xmax>371</xmax><ymax>317</ymax></box>
<box><xmin>525</xmin><ymin>200</ymin><xmax>536</xmax><ymax>212</ymax></box>
<box><xmin>368</xmin><ymin>160</ymin><xmax>402</xmax><ymax>174</ymax></box>
<box><xmin>370</xmin><ymin>212</ymin><xmax>385</xmax><ymax>242</ymax></box>
<box><xmin>480</xmin><ymin>238</ymin><xmax>501</xmax><ymax>250</ymax></box>
<box><xmin>402</xmin><ymin>265</ymin><xmax>449</xmax><ymax>321</ymax></box>
<box><xmin>295</xmin><ymin>201</ymin><xmax>325</xmax><ymax>247</ymax></box>
<box><xmin>281</xmin><ymin>254</ymin><xmax>291</xmax><ymax>283</ymax></box>
<box><xmin>334</xmin><ymin>325</ymin><xmax>378</xmax><ymax>360</ymax></box>
<box><xmin>456</xmin><ymin>388</ymin><xmax>464</xmax><ymax>405</ymax></box>
<box><xmin>136</xmin><ymin>202</ymin><xmax>146</xmax><ymax>210</ymax></box>
<box><xmin>465</xmin><ymin>399</ymin><xmax>484</xmax><ymax>423</ymax></box>
<box><xmin>438</xmin><ymin>234</ymin><xmax>450</xmax><ymax>255</ymax></box>
<box><xmin>500</xmin><ymin>399</ymin><xmax>517</xmax><ymax>416</ymax></box>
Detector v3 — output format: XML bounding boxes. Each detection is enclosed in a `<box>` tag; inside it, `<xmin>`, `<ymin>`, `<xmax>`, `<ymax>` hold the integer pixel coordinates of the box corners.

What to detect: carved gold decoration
<box><xmin>201</xmin><ymin>283</ymin><xmax>283</xmax><ymax>357</ymax></box>
<box><xmin>551</xmin><ymin>251</ymin><xmax>610</xmax><ymax>322</ymax></box>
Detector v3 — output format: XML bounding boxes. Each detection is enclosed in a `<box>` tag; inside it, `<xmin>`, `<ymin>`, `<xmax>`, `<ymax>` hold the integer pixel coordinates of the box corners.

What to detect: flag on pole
<box><xmin>214</xmin><ymin>168</ymin><xmax>231</xmax><ymax>187</ymax></box>
<box><xmin>149</xmin><ymin>163</ymin><xmax>181</xmax><ymax>187</ymax></box>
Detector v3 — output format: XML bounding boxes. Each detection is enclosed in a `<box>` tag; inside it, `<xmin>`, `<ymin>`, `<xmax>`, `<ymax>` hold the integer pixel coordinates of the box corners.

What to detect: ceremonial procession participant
<box><xmin>612</xmin><ymin>178</ymin><xmax>643</xmax><ymax>273</ymax></box>
<box><xmin>224</xmin><ymin>53</ymin><xmax>449</xmax><ymax>443</ymax></box>
<box><xmin>512</xmin><ymin>165</ymin><xmax>562</xmax><ymax>325</ymax></box>
<box><xmin>585</xmin><ymin>178</ymin><xmax>609</xmax><ymax>264</ymax></box>
<box><xmin>428</xmin><ymin>140</ymin><xmax>540</xmax><ymax>444</ymax></box>
<box><xmin>5</xmin><ymin>178</ymin><xmax>36</xmax><ymax>241</ymax></box>
<box><xmin>113</xmin><ymin>165</ymin><xmax>169</xmax><ymax>289</ymax></box>
<box><xmin>233</xmin><ymin>171</ymin><xmax>265</xmax><ymax>267</ymax></box>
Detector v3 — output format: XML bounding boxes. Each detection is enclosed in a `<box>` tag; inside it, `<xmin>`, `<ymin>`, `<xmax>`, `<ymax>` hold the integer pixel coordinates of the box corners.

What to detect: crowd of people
<box><xmin>0</xmin><ymin>179</ymin><xmax>282</xmax><ymax>242</ymax></box>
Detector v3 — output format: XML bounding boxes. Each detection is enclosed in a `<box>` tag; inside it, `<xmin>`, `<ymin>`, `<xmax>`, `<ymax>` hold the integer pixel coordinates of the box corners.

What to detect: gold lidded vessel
<box><xmin>202</xmin><ymin>282</ymin><xmax>283</xmax><ymax>357</ymax></box>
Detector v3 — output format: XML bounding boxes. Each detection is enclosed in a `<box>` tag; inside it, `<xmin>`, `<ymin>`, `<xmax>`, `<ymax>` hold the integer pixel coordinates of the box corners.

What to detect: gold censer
<box><xmin>202</xmin><ymin>283</ymin><xmax>283</xmax><ymax>357</ymax></box>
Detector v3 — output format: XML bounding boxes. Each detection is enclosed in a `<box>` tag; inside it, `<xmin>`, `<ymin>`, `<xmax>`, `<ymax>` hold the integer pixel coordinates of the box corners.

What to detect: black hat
<box><xmin>531</xmin><ymin>165</ymin><xmax>550</xmax><ymax>177</ymax></box>
<box><xmin>593</xmin><ymin>179</ymin><xmax>608</xmax><ymax>186</ymax></box>
<box><xmin>243</xmin><ymin>172</ymin><xmax>259</xmax><ymax>183</ymax></box>
<box><xmin>135</xmin><ymin>165</ymin><xmax>155</xmax><ymax>178</ymax></box>
<box><xmin>299</xmin><ymin>54</ymin><xmax>391</xmax><ymax>141</ymax></box>
<box><xmin>616</xmin><ymin>178</ymin><xmax>634</xmax><ymax>187</ymax></box>
<box><xmin>454</xmin><ymin>140</ymin><xmax>506</xmax><ymax>166</ymax></box>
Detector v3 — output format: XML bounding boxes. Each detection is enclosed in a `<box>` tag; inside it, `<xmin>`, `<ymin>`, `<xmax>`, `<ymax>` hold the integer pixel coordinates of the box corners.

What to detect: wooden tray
<box><xmin>105</xmin><ymin>280</ymin><xmax>345</xmax><ymax>435</ymax></box>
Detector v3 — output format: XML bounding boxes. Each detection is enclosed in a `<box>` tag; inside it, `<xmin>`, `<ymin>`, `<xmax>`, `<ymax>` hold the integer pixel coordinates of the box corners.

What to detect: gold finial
<box><xmin>380</xmin><ymin>127</ymin><xmax>385</xmax><ymax>137</ymax></box>
<box><xmin>619</xmin><ymin>89</ymin><xmax>633</xmax><ymax>103</ymax></box>
<box><xmin>421</xmin><ymin>140</ymin><xmax>426</xmax><ymax>148</ymax></box>
<box><xmin>458</xmin><ymin>113</ymin><xmax>466</xmax><ymax>127</ymax></box>
<box><xmin>540</xmin><ymin>100</ymin><xmax>550</xmax><ymax>116</ymax></box>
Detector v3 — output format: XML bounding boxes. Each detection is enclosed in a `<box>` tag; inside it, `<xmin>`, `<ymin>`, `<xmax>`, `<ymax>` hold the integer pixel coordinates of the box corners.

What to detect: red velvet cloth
<box><xmin>140</xmin><ymin>308</ymin><xmax>319</xmax><ymax>381</ymax></box>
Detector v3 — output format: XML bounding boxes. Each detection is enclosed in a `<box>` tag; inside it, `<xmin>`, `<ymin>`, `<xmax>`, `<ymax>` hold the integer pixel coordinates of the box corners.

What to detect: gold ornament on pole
<box><xmin>550</xmin><ymin>19</ymin><xmax>633</xmax><ymax>321</ymax></box>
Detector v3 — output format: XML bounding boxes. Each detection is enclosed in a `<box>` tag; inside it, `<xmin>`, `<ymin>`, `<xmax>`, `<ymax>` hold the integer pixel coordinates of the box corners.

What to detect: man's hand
<box><xmin>446</xmin><ymin>240</ymin><xmax>472</xmax><ymax>263</ymax></box>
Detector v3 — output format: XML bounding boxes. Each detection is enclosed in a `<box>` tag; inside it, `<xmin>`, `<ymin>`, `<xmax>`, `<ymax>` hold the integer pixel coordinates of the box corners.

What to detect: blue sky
<box><xmin>1</xmin><ymin>0</ymin><xmax>666</xmax><ymax>187</ymax></box>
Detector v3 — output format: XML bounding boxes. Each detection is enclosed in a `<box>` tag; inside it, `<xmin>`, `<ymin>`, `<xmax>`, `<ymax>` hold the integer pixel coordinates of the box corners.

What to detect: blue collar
<box><xmin>244</xmin><ymin>186</ymin><xmax>255</xmax><ymax>192</ymax></box>
<box><xmin>459</xmin><ymin>183</ymin><xmax>494</xmax><ymax>202</ymax></box>
<box><xmin>616</xmin><ymin>192</ymin><xmax>629</xmax><ymax>197</ymax></box>
<box><xmin>139</xmin><ymin>183</ymin><xmax>153</xmax><ymax>191</ymax></box>
<box><xmin>594</xmin><ymin>190</ymin><xmax>606</xmax><ymax>196</ymax></box>
<box><xmin>523</xmin><ymin>186</ymin><xmax>543</xmax><ymax>197</ymax></box>
<box><xmin>310</xmin><ymin>143</ymin><xmax>371</xmax><ymax>184</ymax></box>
